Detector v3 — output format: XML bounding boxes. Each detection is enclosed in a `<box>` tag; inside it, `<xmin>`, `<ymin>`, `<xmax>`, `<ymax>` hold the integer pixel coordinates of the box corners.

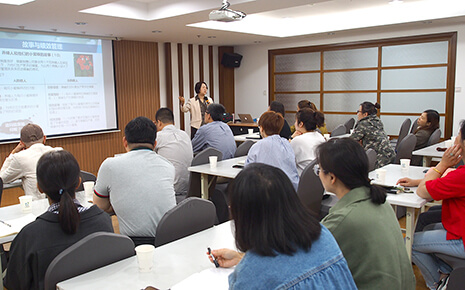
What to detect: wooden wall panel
<box><xmin>218</xmin><ymin>46</ymin><xmax>235</xmax><ymax>113</ymax></box>
<box><xmin>0</xmin><ymin>40</ymin><xmax>160</xmax><ymax>185</ymax></box>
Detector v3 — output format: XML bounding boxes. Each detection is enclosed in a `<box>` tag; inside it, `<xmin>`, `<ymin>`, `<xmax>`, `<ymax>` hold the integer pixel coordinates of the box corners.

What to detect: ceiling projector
<box><xmin>209</xmin><ymin>0</ymin><xmax>246</xmax><ymax>22</ymax></box>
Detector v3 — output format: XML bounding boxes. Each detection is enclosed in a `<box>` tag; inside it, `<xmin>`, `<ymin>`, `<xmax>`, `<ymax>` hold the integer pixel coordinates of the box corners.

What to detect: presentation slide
<box><xmin>0</xmin><ymin>31</ymin><xmax>118</xmax><ymax>143</ymax></box>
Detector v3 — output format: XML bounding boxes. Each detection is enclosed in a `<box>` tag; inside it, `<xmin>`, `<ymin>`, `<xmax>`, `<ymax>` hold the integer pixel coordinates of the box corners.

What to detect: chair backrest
<box><xmin>296</xmin><ymin>159</ymin><xmax>324</xmax><ymax>217</ymax></box>
<box><xmin>343</xmin><ymin>118</ymin><xmax>355</xmax><ymax>134</ymax></box>
<box><xmin>447</xmin><ymin>266</ymin><xmax>465</xmax><ymax>290</ymax></box>
<box><xmin>410</xmin><ymin>118</ymin><xmax>418</xmax><ymax>133</ymax></box>
<box><xmin>188</xmin><ymin>148</ymin><xmax>223</xmax><ymax>198</ymax></box>
<box><xmin>234</xmin><ymin>140</ymin><xmax>254</xmax><ymax>157</ymax></box>
<box><xmin>76</xmin><ymin>170</ymin><xmax>97</xmax><ymax>192</ymax></box>
<box><xmin>395</xmin><ymin>118</ymin><xmax>412</xmax><ymax>152</ymax></box>
<box><xmin>330</xmin><ymin>124</ymin><xmax>346</xmax><ymax>137</ymax></box>
<box><xmin>44</xmin><ymin>232</ymin><xmax>135</xmax><ymax>290</ymax></box>
<box><xmin>366</xmin><ymin>149</ymin><xmax>377</xmax><ymax>172</ymax></box>
<box><xmin>154</xmin><ymin>197</ymin><xmax>216</xmax><ymax>247</ymax></box>
<box><xmin>394</xmin><ymin>134</ymin><xmax>417</xmax><ymax>164</ymax></box>
<box><xmin>427</xmin><ymin>128</ymin><xmax>441</xmax><ymax>146</ymax></box>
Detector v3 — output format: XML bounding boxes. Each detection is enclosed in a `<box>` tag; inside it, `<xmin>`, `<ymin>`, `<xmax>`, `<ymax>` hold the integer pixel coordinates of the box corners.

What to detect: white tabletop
<box><xmin>188</xmin><ymin>156</ymin><xmax>246</xmax><ymax>179</ymax></box>
<box><xmin>57</xmin><ymin>221</ymin><xmax>236</xmax><ymax>290</ymax></box>
<box><xmin>233</xmin><ymin>132</ymin><xmax>260</xmax><ymax>142</ymax></box>
<box><xmin>412</xmin><ymin>141</ymin><xmax>446</xmax><ymax>159</ymax></box>
<box><xmin>369</xmin><ymin>164</ymin><xmax>428</xmax><ymax>208</ymax></box>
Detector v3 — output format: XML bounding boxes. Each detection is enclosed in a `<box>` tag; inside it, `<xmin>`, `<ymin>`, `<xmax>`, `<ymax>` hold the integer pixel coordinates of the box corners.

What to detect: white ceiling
<box><xmin>1</xmin><ymin>0</ymin><xmax>465</xmax><ymax>45</ymax></box>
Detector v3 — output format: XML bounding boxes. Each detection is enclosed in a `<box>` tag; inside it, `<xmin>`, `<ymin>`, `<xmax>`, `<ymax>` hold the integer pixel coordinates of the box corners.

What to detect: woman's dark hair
<box><xmin>269</xmin><ymin>101</ymin><xmax>285</xmax><ymax>117</ymax></box>
<box><xmin>360</xmin><ymin>101</ymin><xmax>380</xmax><ymax>116</ymax></box>
<box><xmin>194</xmin><ymin>81</ymin><xmax>208</xmax><ymax>94</ymax></box>
<box><xmin>316</xmin><ymin>138</ymin><xmax>386</xmax><ymax>205</ymax></box>
<box><xmin>416</xmin><ymin>109</ymin><xmax>440</xmax><ymax>133</ymax></box>
<box><xmin>297</xmin><ymin>100</ymin><xmax>317</xmax><ymax>111</ymax></box>
<box><xmin>37</xmin><ymin>150</ymin><xmax>81</xmax><ymax>234</ymax></box>
<box><xmin>228</xmin><ymin>163</ymin><xmax>321</xmax><ymax>256</ymax></box>
<box><xmin>296</xmin><ymin>108</ymin><xmax>325</xmax><ymax>131</ymax></box>
<box><xmin>258</xmin><ymin>111</ymin><xmax>284</xmax><ymax>136</ymax></box>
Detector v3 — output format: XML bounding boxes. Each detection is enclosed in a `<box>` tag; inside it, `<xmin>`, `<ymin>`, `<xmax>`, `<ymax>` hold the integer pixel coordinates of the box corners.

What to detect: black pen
<box><xmin>207</xmin><ymin>247</ymin><xmax>219</xmax><ymax>268</ymax></box>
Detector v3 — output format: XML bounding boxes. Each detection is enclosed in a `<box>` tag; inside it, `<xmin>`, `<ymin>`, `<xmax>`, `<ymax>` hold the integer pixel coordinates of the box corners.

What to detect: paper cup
<box><xmin>375</xmin><ymin>169</ymin><xmax>387</xmax><ymax>184</ymax></box>
<box><xmin>19</xmin><ymin>195</ymin><xmax>33</xmax><ymax>213</ymax></box>
<box><xmin>135</xmin><ymin>244</ymin><xmax>155</xmax><ymax>272</ymax></box>
<box><xmin>400</xmin><ymin>159</ymin><xmax>410</xmax><ymax>170</ymax></box>
<box><xmin>83</xmin><ymin>181</ymin><xmax>95</xmax><ymax>201</ymax></box>
<box><xmin>248</xmin><ymin>129</ymin><xmax>254</xmax><ymax>135</ymax></box>
<box><xmin>324</xmin><ymin>134</ymin><xmax>330</xmax><ymax>141</ymax></box>
<box><xmin>209</xmin><ymin>156</ymin><xmax>218</xmax><ymax>169</ymax></box>
<box><xmin>445</xmin><ymin>140</ymin><xmax>453</xmax><ymax>148</ymax></box>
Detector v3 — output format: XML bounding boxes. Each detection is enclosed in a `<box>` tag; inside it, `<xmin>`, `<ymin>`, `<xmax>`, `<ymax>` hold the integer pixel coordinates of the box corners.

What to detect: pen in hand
<box><xmin>207</xmin><ymin>247</ymin><xmax>220</xmax><ymax>268</ymax></box>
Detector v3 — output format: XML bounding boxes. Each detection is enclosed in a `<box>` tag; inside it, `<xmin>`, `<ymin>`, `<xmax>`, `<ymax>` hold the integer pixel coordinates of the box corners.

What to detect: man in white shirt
<box><xmin>0</xmin><ymin>124</ymin><xmax>61</xmax><ymax>200</ymax></box>
<box><xmin>155</xmin><ymin>107</ymin><xmax>193</xmax><ymax>203</ymax></box>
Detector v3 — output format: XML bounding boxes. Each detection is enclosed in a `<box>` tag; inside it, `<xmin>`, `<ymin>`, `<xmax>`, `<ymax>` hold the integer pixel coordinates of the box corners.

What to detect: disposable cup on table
<box><xmin>19</xmin><ymin>195</ymin><xmax>33</xmax><ymax>213</ymax></box>
<box><xmin>83</xmin><ymin>181</ymin><xmax>95</xmax><ymax>201</ymax></box>
<box><xmin>248</xmin><ymin>129</ymin><xmax>254</xmax><ymax>135</ymax></box>
<box><xmin>135</xmin><ymin>244</ymin><xmax>155</xmax><ymax>272</ymax></box>
<box><xmin>375</xmin><ymin>169</ymin><xmax>387</xmax><ymax>184</ymax></box>
<box><xmin>209</xmin><ymin>156</ymin><xmax>218</xmax><ymax>169</ymax></box>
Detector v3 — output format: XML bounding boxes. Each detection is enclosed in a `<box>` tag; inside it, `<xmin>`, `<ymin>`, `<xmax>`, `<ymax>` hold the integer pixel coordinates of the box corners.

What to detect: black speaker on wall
<box><xmin>221</xmin><ymin>52</ymin><xmax>243</xmax><ymax>68</ymax></box>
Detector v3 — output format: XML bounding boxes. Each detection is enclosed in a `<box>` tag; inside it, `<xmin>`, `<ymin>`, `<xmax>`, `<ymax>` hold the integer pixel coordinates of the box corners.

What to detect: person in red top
<box><xmin>412</xmin><ymin>120</ymin><xmax>465</xmax><ymax>289</ymax></box>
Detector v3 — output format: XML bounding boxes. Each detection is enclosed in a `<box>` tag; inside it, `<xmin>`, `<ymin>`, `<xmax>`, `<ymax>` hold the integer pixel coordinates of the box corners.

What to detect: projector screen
<box><xmin>0</xmin><ymin>31</ymin><xmax>118</xmax><ymax>143</ymax></box>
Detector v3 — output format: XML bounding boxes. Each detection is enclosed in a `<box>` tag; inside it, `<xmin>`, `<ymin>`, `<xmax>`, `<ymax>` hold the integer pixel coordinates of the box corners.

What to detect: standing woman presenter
<box><xmin>179</xmin><ymin>81</ymin><xmax>213</xmax><ymax>139</ymax></box>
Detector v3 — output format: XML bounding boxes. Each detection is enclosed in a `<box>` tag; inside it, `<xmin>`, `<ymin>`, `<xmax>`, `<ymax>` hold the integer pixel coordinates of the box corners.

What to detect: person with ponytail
<box><xmin>5</xmin><ymin>150</ymin><xmax>113</xmax><ymax>290</ymax></box>
<box><xmin>317</xmin><ymin>138</ymin><xmax>415</xmax><ymax>290</ymax></box>
<box><xmin>290</xmin><ymin>108</ymin><xmax>326</xmax><ymax>176</ymax></box>
<box><xmin>350</xmin><ymin>101</ymin><xmax>395</xmax><ymax>169</ymax></box>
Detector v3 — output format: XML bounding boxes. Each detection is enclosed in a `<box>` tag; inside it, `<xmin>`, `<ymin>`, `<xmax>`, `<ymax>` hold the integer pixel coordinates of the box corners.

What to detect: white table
<box><xmin>412</xmin><ymin>141</ymin><xmax>445</xmax><ymax>166</ymax></box>
<box><xmin>233</xmin><ymin>132</ymin><xmax>260</xmax><ymax>142</ymax></box>
<box><xmin>188</xmin><ymin>156</ymin><xmax>246</xmax><ymax>199</ymax></box>
<box><xmin>57</xmin><ymin>221</ymin><xmax>236</xmax><ymax>290</ymax></box>
<box><xmin>369</xmin><ymin>164</ymin><xmax>428</xmax><ymax>259</ymax></box>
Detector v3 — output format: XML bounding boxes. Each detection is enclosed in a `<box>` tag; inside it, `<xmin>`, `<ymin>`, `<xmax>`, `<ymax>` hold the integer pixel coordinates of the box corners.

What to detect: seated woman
<box><xmin>292</xmin><ymin>100</ymin><xmax>328</xmax><ymax>134</ymax></box>
<box><xmin>350</xmin><ymin>101</ymin><xmax>395</xmax><ymax>169</ymax></box>
<box><xmin>409</xmin><ymin>121</ymin><xmax>465</xmax><ymax>289</ymax></box>
<box><xmin>290</xmin><ymin>108</ymin><xmax>326</xmax><ymax>176</ymax></box>
<box><xmin>5</xmin><ymin>150</ymin><xmax>114</xmax><ymax>290</ymax></box>
<box><xmin>246</xmin><ymin>111</ymin><xmax>299</xmax><ymax>190</ymax></box>
<box><xmin>317</xmin><ymin>138</ymin><xmax>415</xmax><ymax>289</ymax></box>
<box><xmin>411</xmin><ymin>109</ymin><xmax>440</xmax><ymax>165</ymax></box>
<box><xmin>208</xmin><ymin>163</ymin><xmax>357</xmax><ymax>289</ymax></box>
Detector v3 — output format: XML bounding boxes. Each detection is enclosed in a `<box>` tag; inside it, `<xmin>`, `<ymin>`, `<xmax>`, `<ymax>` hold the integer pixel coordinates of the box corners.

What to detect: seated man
<box><xmin>93</xmin><ymin>116</ymin><xmax>176</xmax><ymax>239</ymax></box>
<box><xmin>192</xmin><ymin>103</ymin><xmax>236</xmax><ymax>159</ymax></box>
<box><xmin>0</xmin><ymin>123</ymin><xmax>61</xmax><ymax>200</ymax></box>
<box><xmin>155</xmin><ymin>107</ymin><xmax>193</xmax><ymax>203</ymax></box>
<box><xmin>246</xmin><ymin>111</ymin><xmax>299</xmax><ymax>190</ymax></box>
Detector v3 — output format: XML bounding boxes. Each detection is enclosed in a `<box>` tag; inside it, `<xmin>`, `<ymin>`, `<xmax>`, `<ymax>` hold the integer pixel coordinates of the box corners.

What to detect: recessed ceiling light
<box><xmin>327</xmin><ymin>32</ymin><xmax>335</xmax><ymax>35</ymax></box>
<box><xmin>389</xmin><ymin>0</ymin><xmax>403</xmax><ymax>4</ymax></box>
<box><xmin>75</xmin><ymin>22</ymin><xmax>87</xmax><ymax>26</ymax></box>
<box><xmin>81</xmin><ymin>31</ymin><xmax>86</xmax><ymax>34</ymax></box>
<box><xmin>254</xmin><ymin>41</ymin><xmax>261</xmax><ymax>44</ymax></box>
<box><xmin>18</xmin><ymin>26</ymin><xmax>25</xmax><ymax>30</ymax></box>
<box><xmin>51</xmin><ymin>28</ymin><xmax>57</xmax><ymax>32</ymax></box>
<box><xmin>207</xmin><ymin>36</ymin><xmax>216</xmax><ymax>38</ymax></box>
<box><xmin>0</xmin><ymin>0</ymin><xmax>34</xmax><ymax>5</ymax></box>
<box><xmin>152</xmin><ymin>30</ymin><xmax>162</xmax><ymax>33</ymax></box>
<box><xmin>423</xmin><ymin>20</ymin><xmax>433</xmax><ymax>24</ymax></box>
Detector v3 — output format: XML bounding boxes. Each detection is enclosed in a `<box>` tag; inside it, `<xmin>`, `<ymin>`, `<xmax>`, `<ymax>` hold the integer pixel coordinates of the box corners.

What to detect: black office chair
<box><xmin>296</xmin><ymin>160</ymin><xmax>325</xmax><ymax>218</ymax></box>
<box><xmin>392</xmin><ymin>118</ymin><xmax>411</xmax><ymax>152</ymax></box>
<box><xmin>44</xmin><ymin>232</ymin><xmax>135</xmax><ymax>290</ymax></box>
<box><xmin>343</xmin><ymin>118</ymin><xmax>355</xmax><ymax>134</ymax></box>
<box><xmin>394</xmin><ymin>134</ymin><xmax>417</xmax><ymax>164</ymax></box>
<box><xmin>76</xmin><ymin>171</ymin><xmax>97</xmax><ymax>192</ymax></box>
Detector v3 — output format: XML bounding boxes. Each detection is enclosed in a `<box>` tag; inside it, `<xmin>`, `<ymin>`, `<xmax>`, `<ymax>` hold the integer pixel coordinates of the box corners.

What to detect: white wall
<box><xmin>234</xmin><ymin>24</ymin><xmax>465</xmax><ymax>134</ymax></box>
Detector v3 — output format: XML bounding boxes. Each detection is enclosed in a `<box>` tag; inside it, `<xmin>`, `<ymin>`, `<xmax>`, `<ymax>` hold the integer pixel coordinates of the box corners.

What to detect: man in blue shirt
<box><xmin>192</xmin><ymin>103</ymin><xmax>236</xmax><ymax>159</ymax></box>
